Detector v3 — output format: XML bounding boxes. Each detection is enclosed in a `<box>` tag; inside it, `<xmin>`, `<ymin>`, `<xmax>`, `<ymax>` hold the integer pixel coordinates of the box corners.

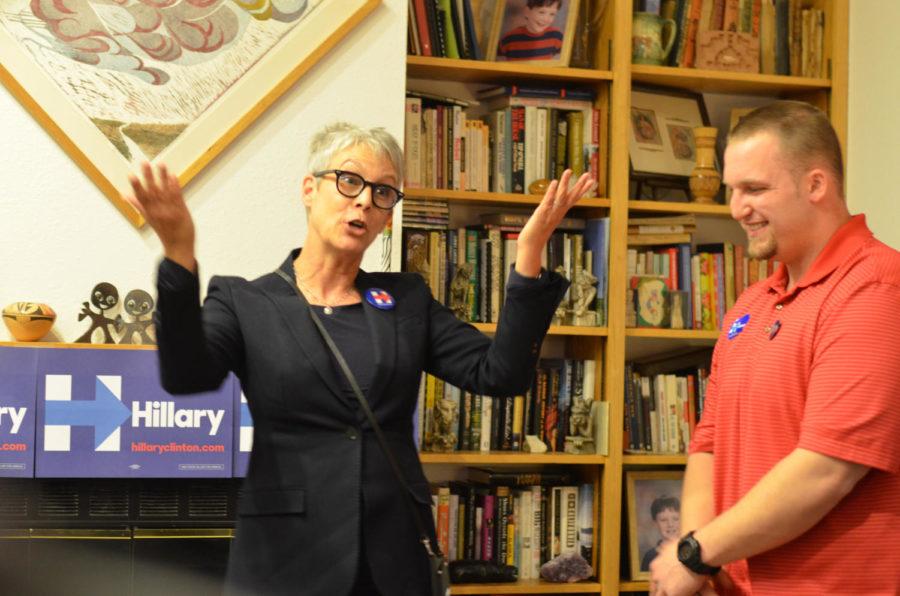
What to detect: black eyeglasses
<box><xmin>313</xmin><ymin>169</ymin><xmax>403</xmax><ymax>210</ymax></box>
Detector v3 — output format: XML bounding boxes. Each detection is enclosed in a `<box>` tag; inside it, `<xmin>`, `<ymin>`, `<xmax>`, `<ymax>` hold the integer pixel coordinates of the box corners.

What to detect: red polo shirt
<box><xmin>691</xmin><ymin>215</ymin><xmax>900</xmax><ymax>595</ymax></box>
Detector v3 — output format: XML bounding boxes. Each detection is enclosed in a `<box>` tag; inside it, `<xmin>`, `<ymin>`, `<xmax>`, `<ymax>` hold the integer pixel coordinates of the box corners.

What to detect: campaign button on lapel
<box><xmin>365</xmin><ymin>288</ymin><xmax>395</xmax><ymax>310</ymax></box>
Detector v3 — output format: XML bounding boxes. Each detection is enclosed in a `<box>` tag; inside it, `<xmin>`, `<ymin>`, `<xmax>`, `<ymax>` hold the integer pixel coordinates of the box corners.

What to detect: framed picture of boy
<box><xmin>486</xmin><ymin>0</ymin><xmax>579</xmax><ymax>67</ymax></box>
<box><xmin>626</xmin><ymin>470</ymin><xmax>685</xmax><ymax>580</ymax></box>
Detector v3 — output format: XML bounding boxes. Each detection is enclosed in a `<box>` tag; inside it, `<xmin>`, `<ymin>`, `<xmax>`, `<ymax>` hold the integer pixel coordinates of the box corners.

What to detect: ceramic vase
<box><xmin>689</xmin><ymin>126</ymin><xmax>721</xmax><ymax>203</ymax></box>
<box><xmin>3</xmin><ymin>302</ymin><xmax>56</xmax><ymax>341</ymax></box>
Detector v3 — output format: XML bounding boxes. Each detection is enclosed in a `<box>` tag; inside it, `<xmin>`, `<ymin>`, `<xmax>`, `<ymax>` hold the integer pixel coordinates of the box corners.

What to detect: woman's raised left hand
<box><xmin>514</xmin><ymin>169</ymin><xmax>596</xmax><ymax>277</ymax></box>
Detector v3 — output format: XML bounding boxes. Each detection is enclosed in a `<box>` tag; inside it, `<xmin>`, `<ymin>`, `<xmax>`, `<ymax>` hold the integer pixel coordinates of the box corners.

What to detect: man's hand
<box><xmin>649</xmin><ymin>540</ymin><xmax>708</xmax><ymax>596</ymax></box>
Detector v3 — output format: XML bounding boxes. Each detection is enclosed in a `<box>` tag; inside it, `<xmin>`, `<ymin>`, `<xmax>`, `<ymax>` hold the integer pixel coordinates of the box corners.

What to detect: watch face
<box><xmin>678</xmin><ymin>539</ymin><xmax>694</xmax><ymax>561</ymax></box>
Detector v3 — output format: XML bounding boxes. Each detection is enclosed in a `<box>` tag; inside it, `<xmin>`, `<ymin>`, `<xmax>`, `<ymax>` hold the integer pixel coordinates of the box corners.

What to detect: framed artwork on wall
<box><xmin>629</xmin><ymin>85</ymin><xmax>711</xmax><ymax>183</ymax></box>
<box><xmin>0</xmin><ymin>0</ymin><xmax>380</xmax><ymax>227</ymax></box>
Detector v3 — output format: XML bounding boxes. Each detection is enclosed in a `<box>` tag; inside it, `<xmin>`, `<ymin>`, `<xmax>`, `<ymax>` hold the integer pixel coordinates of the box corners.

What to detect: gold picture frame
<box><xmin>0</xmin><ymin>0</ymin><xmax>379</xmax><ymax>227</ymax></box>
<box><xmin>485</xmin><ymin>0</ymin><xmax>579</xmax><ymax>67</ymax></box>
<box><xmin>625</xmin><ymin>470</ymin><xmax>684</xmax><ymax>580</ymax></box>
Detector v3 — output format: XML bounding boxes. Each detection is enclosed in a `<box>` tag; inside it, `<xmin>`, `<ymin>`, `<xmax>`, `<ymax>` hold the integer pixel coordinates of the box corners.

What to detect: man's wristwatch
<box><xmin>677</xmin><ymin>531</ymin><xmax>720</xmax><ymax>576</ymax></box>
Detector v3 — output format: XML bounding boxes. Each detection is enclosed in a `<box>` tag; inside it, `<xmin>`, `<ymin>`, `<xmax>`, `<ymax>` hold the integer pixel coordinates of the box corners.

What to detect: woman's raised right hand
<box><xmin>125</xmin><ymin>162</ymin><xmax>196</xmax><ymax>272</ymax></box>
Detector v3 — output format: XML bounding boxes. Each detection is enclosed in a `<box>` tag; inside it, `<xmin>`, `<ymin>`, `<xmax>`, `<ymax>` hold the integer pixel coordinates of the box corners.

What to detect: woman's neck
<box><xmin>293</xmin><ymin>241</ymin><xmax>361</xmax><ymax>303</ymax></box>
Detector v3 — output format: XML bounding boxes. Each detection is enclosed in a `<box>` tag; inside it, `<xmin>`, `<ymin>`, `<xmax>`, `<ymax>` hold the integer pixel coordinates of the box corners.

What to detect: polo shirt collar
<box><xmin>766</xmin><ymin>214</ymin><xmax>872</xmax><ymax>296</ymax></box>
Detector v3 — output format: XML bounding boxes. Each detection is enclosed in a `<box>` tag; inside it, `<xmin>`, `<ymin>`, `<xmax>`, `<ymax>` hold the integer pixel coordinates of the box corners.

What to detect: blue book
<box><xmin>583</xmin><ymin>218</ymin><xmax>610</xmax><ymax>326</ymax></box>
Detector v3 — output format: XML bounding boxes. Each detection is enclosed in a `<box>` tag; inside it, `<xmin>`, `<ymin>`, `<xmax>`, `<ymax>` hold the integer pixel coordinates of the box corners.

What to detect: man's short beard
<box><xmin>748</xmin><ymin>235</ymin><xmax>777</xmax><ymax>260</ymax></box>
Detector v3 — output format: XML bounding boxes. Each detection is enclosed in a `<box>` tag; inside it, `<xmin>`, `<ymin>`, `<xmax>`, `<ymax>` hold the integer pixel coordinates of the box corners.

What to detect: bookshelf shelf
<box><xmin>405</xmin><ymin>187</ymin><xmax>611</xmax><ymax>209</ymax></box>
<box><xmin>628</xmin><ymin>200</ymin><xmax>732</xmax><ymax>217</ymax></box>
<box><xmin>450</xmin><ymin>579</ymin><xmax>603</xmax><ymax>594</ymax></box>
<box><xmin>625</xmin><ymin>329</ymin><xmax>719</xmax><ymax>340</ymax></box>
<box><xmin>619</xmin><ymin>580</ymin><xmax>648</xmax><ymax>592</ymax></box>
<box><xmin>622</xmin><ymin>454</ymin><xmax>688</xmax><ymax>466</ymax></box>
<box><xmin>472</xmin><ymin>323</ymin><xmax>608</xmax><ymax>337</ymax></box>
<box><xmin>420</xmin><ymin>451</ymin><xmax>607</xmax><ymax>465</ymax></box>
<box><xmin>631</xmin><ymin>64</ymin><xmax>831</xmax><ymax>94</ymax></box>
<box><xmin>407</xmin><ymin>56</ymin><xmax>613</xmax><ymax>85</ymax></box>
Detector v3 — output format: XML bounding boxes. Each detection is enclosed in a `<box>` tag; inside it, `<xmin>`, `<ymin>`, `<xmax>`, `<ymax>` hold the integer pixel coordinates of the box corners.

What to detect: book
<box><xmin>480</xmin><ymin>212</ymin><xmax>585</xmax><ymax>230</ymax></box>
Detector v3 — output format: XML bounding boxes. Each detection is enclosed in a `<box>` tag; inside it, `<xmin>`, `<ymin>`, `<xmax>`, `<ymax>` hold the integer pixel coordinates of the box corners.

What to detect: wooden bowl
<box><xmin>2</xmin><ymin>302</ymin><xmax>56</xmax><ymax>341</ymax></box>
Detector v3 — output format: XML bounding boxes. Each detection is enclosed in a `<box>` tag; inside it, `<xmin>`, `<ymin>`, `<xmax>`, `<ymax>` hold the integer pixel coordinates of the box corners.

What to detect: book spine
<box><xmin>510</xmin><ymin>107</ymin><xmax>526</xmax><ymax>193</ymax></box>
<box><xmin>565</xmin><ymin>111</ymin><xmax>585</xmax><ymax>176</ymax></box>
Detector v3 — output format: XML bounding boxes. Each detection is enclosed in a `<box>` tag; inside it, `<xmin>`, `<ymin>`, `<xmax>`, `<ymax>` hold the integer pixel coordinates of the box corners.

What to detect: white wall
<box><xmin>0</xmin><ymin>0</ymin><xmax>406</xmax><ymax>342</ymax></box>
<box><xmin>847</xmin><ymin>2</ymin><xmax>900</xmax><ymax>250</ymax></box>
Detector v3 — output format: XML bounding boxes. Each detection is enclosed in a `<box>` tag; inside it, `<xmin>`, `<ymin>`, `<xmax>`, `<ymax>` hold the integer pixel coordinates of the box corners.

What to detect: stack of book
<box><xmin>416</xmin><ymin>358</ymin><xmax>601</xmax><ymax>455</ymax></box>
<box><xmin>402</xmin><ymin>215</ymin><xmax>610</xmax><ymax>326</ymax></box>
<box><xmin>408</xmin><ymin>0</ymin><xmax>481</xmax><ymax>59</ymax></box>
<box><xmin>660</xmin><ymin>0</ymin><xmax>825</xmax><ymax>77</ymax></box>
<box><xmin>623</xmin><ymin>349</ymin><xmax>712</xmax><ymax>454</ymax></box>
<box><xmin>404</xmin><ymin>85</ymin><xmax>602</xmax><ymax>195</ymax></box>
<box><xmin>431</xmin><ymin>470</ymin><xmax>595</xmax><ymax>577</ymax></box>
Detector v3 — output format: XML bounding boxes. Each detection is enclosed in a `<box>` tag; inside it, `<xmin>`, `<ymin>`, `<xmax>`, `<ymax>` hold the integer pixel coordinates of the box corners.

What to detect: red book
<box><xmin>413</xmin><ymin>0</ymin><xmax>433</xmax><ymax>56</ymax></box>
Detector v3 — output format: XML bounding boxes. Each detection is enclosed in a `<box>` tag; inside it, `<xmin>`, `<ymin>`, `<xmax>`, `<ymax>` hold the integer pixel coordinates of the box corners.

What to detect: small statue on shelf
<box><xmin>552</xmin><ymin>265</ymin><xmax>569</xmax><ymax>325</ymax></box>
<box><xmin>564</xmin><ymin>398</ymin><xmax>596</xmax><ymax>455</ymax></box>
<box><xmin>570</xmin><ymin>268</ymin><xmax>599</xmax><ymax>326</ymax></box>
<box><xmin>448</xmin><ymin>263</ymin><xmax>473</xmax><ymax>321</ymax></box>
<box><xmin>428</xmin><ymin>398</ymin><xmax>458</xmax><ymax>452</ymax></box>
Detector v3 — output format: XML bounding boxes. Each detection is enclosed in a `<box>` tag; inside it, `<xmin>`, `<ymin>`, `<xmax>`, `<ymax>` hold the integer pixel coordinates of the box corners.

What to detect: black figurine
<box><xmin>75</xmin><ymin>282</ymin><xmax>119</xmax><ymax>344</ymax></box>
<box><xmin>116</xmin><ymin>289</ymin><xmax>155</xmax><ymax>345</ymax></box>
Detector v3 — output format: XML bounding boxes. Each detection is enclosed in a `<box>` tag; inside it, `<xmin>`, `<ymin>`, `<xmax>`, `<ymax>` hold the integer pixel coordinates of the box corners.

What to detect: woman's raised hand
<box><xmin>124</xmin><ymin>162</ymin><xmax>196</xmax><ymax>272</ymax></box>
<box><xmin>514</xmin><ymin>169</ymin><xmax>596</xmax><ymax>277</ymax></box>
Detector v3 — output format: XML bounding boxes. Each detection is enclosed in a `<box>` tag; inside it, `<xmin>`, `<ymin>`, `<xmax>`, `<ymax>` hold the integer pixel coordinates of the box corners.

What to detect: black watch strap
<box><xmin>677</xmin><ymin>531</ymin><xmax>721</xmax><ymax>576</ymax></box>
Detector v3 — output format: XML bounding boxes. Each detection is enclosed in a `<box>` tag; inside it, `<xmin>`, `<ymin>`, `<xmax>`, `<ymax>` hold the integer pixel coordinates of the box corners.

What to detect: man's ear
<box><xmin>805</xmin><ymin>168</ymin><xmax>828</xmax><ymax>204</ymax></box>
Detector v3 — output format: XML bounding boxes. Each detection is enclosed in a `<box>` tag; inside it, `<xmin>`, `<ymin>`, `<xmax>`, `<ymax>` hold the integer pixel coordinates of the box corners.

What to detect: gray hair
<box><xmin>307</xmin><ymin>122</ymin><xmax>404</xmax><ymax>186</ymax></box>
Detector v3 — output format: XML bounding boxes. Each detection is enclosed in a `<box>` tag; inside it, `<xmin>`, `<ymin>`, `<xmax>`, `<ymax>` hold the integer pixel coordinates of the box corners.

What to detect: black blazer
<box><xmin>155</xmin><ymin>250</ymin><xmax>567</xmax><ymax>596</ymax></box>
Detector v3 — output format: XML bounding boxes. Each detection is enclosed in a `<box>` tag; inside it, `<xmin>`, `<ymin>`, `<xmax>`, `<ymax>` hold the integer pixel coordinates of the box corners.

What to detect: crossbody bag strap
<box><xmin>274</xmin><ymin>269</ymin><xmax>441</xmax><ymax>558</ymax></box>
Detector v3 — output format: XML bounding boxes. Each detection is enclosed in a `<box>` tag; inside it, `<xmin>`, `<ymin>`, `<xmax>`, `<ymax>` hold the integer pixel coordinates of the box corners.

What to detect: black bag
<box><xmin>278</xmin><ymin>270</ymin><xmax>450</xmax><ymax>596</ymax></box>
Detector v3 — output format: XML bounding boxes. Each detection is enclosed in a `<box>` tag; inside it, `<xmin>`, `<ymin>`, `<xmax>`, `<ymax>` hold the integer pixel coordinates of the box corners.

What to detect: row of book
<box><xmin>403</xmin><ymin>89</ymin><xmax>602</xmax><ymax>194</ymax></box>
<box><xmin>623</xmin><ymin>349</ymin><xmax>712</xmax><ymax>454</ymax></box>
<box><xmin>658</xmin><ymin>0</ymin><xmax>825</xmax><ymax>77</ymax></box>
<box><xmin>416</xmin><ymin>358</ymin><xmax>600</xmax><ymax>454</ymax></box>
<box><xmin>430</xmin><ymin>471</ymin><xmax>594</xmax><ymax>577</ymax></box>
<box><xmin>624</xmin><ymin>217</ymin><xmax>778</xmax><ymax>331</ymax></box>
<box><xmin>401</xmin><ymin>215</ymin><xmax>610</xmax><ymax>327</ymax></box>
<box><xmin>408</xmin><ymin>0</ymin><xmax>482</xmax><ymax>60</ymax></box>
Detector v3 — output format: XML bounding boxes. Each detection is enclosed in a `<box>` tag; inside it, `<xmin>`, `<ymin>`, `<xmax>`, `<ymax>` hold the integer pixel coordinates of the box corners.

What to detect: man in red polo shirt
<box><xmin>650</xmin><ymin>101</ymin><xmax>900</xmax><ymax>595</ymax></box>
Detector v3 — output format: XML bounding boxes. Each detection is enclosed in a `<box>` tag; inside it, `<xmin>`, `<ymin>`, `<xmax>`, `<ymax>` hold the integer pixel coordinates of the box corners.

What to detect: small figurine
<box><xmin>571</xmin><ymin>268</ymin><xmax>599</xmax><ymax>326</ymax></box>
<box><xmin>564</xmin><ymin>398</ymin><xmax>596</xmax><ymax>455</ymax></box>
<box><xmin>116</xmin><ymin>289</ymin><xmax>156</xmax><ymax>345</ymax></box>
<box><xmin>448</xmin><ymin>263</ymin><xmax>473</xmax><ymax>321</ymax></box>
<box><xmin>75</xmin><ymin>282</ymin><xmax>119</xmax><ymax>344</ymax></box>
<box><xmin>428</xmin><ymin>398</ymin><xmax>458</xmax><ymax>452</ymax></box>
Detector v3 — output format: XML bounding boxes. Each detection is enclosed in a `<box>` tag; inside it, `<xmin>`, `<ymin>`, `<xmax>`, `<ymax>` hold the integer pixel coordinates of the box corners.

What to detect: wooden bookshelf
<box><xmin>622</xmin><ymin>454</ymin><xmax>688</xmax><ymax>466</ymax></box>
<box><xmin>451</xmin><ymin>579</ymin><xmax>602</xmax><ymax>594</ymax></box>
<box><xmin>420</xmin><ymin>451</ymin><xmax>606</xmax><ymax>465</ymax></box>
<box><xmin>472</xmin><ymin>322</ymin><xmax>608</xmax><ymax>337</ymax></box>
<box><xmin>405</xmin><ymin>187</ymin><xmax>611</xmax><ymax>209</ymax></box>
<box><xmin>624</xmin><ymin>329</ymin><xmax>720</xmax><ymax>341</ymax></box>
<box><xmin>404</xmin><ymin>2</ymin><xmax>848</xmax><ymax>594</ymax></box>
<box><xmin>619</xmin><ymin>580</ymin><xmax>648</xmax><ymax>592</ymax></box>
<box><xmin>631</xmin><ymin>64</ymin><xmax>831</xmax><ymax>94</ymax></box>
<box><xmin>408</xmin><ymin>55</ymin><xmax>613</xmax><ymax>85</ymax></box>
<box><xmin>628</xmin><ymin>200</ymin><xmax>732</xmax><ymax>217</ymax></box>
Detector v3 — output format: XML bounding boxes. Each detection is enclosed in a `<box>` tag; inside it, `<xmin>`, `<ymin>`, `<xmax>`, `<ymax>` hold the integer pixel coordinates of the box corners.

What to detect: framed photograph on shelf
<box><xmin>629</xmin><ymin>86</ymin><xmax>712</xmax><ymax>183</ymax></box>
<box><xmin>485</xmin><ymin>0</ymin><xmax>579</xmax><ymax>67</ymax></box>
<box><xmin>0</xmin><ymin>0</ymin><xmax>379</xmax><ymax>227</ymax></box>
<box><xmin>626</xmin><ymin>470</ymin><xmax>685</xmax><ymax>581</ymax></box>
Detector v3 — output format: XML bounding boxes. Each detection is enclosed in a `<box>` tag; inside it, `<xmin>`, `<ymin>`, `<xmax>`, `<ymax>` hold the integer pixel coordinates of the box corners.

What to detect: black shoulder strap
<box><xmin>274</xmin><ymin>269</ymin><xmax>440</xmax><ymax>558</ymax></box>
